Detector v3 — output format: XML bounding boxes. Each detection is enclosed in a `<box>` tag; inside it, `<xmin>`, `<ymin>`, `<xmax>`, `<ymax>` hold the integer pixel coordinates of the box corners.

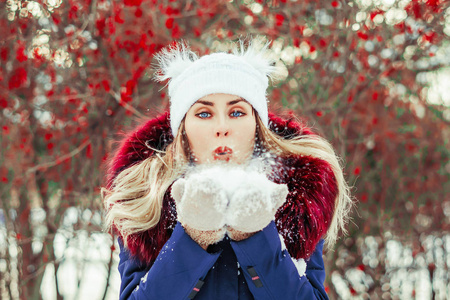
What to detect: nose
<box><xmin>215</xmin><ymin>118</ymin><xmax>230</xmax><ymax>137</ymax></box>
<box><xmin>216</xmin><ymin>129</ymin><xmax>228</xmax><ymax>137</ymax></box>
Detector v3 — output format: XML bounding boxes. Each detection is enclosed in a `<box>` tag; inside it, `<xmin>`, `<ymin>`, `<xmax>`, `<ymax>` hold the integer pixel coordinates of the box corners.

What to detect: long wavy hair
<box><xmin>102</xmin><ymin>112</ymin><xmax>353</xmax><ymax>249</ymax></box>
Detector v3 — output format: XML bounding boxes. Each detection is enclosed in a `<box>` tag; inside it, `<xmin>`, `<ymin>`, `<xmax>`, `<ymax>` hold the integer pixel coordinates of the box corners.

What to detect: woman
<box><xmin>102</xmin><ymin>37</ymin><xmax>352</xmax><ymax>299</ymax></box>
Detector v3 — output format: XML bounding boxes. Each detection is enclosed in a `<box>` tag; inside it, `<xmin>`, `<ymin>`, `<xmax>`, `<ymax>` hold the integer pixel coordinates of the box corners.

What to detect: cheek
<box><xmin>184</xmin><ymin>117</ymin><xmax>208</xmax><ymax>152</ymax></box>
<box><xmin>234</xmin><ymin>118</ymin><xmax>256</xmax><ymax>148</ymax></box>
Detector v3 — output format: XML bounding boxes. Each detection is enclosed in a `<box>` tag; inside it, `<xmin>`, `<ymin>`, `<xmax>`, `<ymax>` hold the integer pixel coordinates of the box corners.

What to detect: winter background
<box><xmin>1</xmin><ymin>0</ymin><xmax>450</xmax><ymax>299</ymax></box>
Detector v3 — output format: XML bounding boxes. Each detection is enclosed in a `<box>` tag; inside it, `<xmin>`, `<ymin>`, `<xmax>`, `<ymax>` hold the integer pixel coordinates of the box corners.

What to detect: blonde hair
<box><xmin>102</xmin><ymin>114</ymin><xmax>352</xmax><ymax>249</ymax></box>
<box><xmin>102</xmin><ymin>122</ymin><xmax>189</xmax><ymax>248</ymax></box>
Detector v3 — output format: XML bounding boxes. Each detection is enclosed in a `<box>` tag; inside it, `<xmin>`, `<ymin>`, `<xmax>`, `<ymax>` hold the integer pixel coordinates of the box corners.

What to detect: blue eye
<box><xmin>197</xmin><ymin>112</ymin><xmax>211</xmax><ymax>118</ymax></box>
<box><xmin>230</xmin><ymin>111</ymin><xmax>245</xmax><ymax>118</ymax></box>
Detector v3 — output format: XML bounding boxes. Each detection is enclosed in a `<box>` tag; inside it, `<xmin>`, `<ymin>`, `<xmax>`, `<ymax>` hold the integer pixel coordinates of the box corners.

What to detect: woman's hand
<box><xmin>225</xmin><ymin>176</ymin><xmax>288</xmax><ymax>234</ymax></box>
<box><xmin>171</xmin><ymin>168</ymin><xmax>288</xmax><ymax>245</ymax></box>
<box><xmin>171</xmin><ymin>174</ymin><xmax>228</xmax><ymax>248</ymax></box>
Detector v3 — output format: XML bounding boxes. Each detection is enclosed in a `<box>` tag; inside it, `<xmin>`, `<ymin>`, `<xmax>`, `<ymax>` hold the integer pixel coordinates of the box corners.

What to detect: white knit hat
<box><xmin>153</xmin><ymin>36</ymin><xmax>281</xmax><ymax>135</ymax></box>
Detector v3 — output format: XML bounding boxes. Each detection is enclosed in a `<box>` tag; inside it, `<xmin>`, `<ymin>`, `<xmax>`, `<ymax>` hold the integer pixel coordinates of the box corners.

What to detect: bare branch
<box><xmin>26</xmin><ymin>140</ymin><xmax>91</xmax><ymax>175</ymax></box>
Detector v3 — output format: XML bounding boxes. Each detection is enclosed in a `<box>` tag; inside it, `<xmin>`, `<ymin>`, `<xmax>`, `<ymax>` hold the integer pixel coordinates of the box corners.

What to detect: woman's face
<box><xmin>184</xmin><ymin>93</ymin><xmax>257</xmax><ymax>164</ymax></box>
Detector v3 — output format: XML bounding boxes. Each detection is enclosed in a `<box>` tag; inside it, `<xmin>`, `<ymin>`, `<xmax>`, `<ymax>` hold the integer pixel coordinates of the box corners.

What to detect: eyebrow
<box><xmin>195</xmin><ymin>98</ymin><xmax>245</xmax><ymax>106</ymax></box>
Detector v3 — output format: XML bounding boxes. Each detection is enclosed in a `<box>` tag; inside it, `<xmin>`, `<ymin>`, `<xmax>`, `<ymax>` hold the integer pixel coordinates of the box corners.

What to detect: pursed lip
<box><xmin>213</xmin><ymin>146</ymin><xmax>233</xmax><ymax>160</ymax></box>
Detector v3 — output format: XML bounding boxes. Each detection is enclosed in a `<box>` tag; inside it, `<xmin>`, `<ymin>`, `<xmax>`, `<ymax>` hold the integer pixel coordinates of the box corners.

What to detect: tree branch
<box><xmin>26</xmin><ymin>140</ymin><xmax>91</xmax><ymax>175</ymax></box>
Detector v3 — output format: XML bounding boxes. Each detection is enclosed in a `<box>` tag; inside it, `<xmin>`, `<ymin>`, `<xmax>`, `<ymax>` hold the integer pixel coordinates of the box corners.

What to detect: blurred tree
<box><xmin>0</xmin><ymin>0</ymin><xmax>449</xmax><ymax>299</ymax></box>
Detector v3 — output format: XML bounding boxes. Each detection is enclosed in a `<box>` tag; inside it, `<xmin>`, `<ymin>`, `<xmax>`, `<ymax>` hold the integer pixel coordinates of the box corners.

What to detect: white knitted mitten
<box><xmin>225</xmin><ymin>175</ymin><xmax>288</xmax><ymax>233</ymax></box>
<box><xmin>171</xmin><ymin>174</ymin><xmax>228</xmax><ymax>236</ymax></box>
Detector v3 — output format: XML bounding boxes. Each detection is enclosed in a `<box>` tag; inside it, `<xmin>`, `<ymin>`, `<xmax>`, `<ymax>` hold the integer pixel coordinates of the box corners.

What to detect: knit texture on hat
<box><xmin>153</xmin><ymin>37</ymin><xmax>281</xmax><ymax>135</ymax></box>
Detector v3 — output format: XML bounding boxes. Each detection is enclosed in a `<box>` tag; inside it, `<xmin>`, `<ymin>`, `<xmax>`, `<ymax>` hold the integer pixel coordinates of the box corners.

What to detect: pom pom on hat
<box><xmin>153</xmin><ymin>41</ymin><xmax>198</xmax><ymax>83</ymax></box>
<box><xmin>152</xmin><ymin>36</ymin><xmax>283</xmax><ymax>135</ymax></box>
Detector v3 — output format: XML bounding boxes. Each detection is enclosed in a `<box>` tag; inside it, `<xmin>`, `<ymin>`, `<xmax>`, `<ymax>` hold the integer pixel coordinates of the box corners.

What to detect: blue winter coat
<box><xmin>118</xmin><ymin>221</ymin><xmax>328</xmax><ymax>300</ymax></box>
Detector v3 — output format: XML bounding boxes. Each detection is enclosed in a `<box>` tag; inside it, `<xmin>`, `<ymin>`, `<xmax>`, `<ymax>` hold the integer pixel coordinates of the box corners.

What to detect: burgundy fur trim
<box><xmin>106</xmin><ymin>111</ymin><xmax>337</xmax><ymax>265</ymax></box>
<box><xmin>271</xmin><ymin>155</ymin><xmax>337</xmax><ymax>259</ymax></box>
<box><xmin>105</xmin><ymin>112</ymin><xmax>173</xmax><ymax>189</ymax></box>
<box><xmin>268</xmin><ymin>112</ymin><xmax>315</xmax><ymax>137</ymax></box>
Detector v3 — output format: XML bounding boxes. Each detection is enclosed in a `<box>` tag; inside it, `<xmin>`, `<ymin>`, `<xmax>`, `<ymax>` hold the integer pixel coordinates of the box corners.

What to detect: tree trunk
<box><xmin>17</xmin><ymin>190</ymin><xmax>44</xmax><ymax>300</ymax></box>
